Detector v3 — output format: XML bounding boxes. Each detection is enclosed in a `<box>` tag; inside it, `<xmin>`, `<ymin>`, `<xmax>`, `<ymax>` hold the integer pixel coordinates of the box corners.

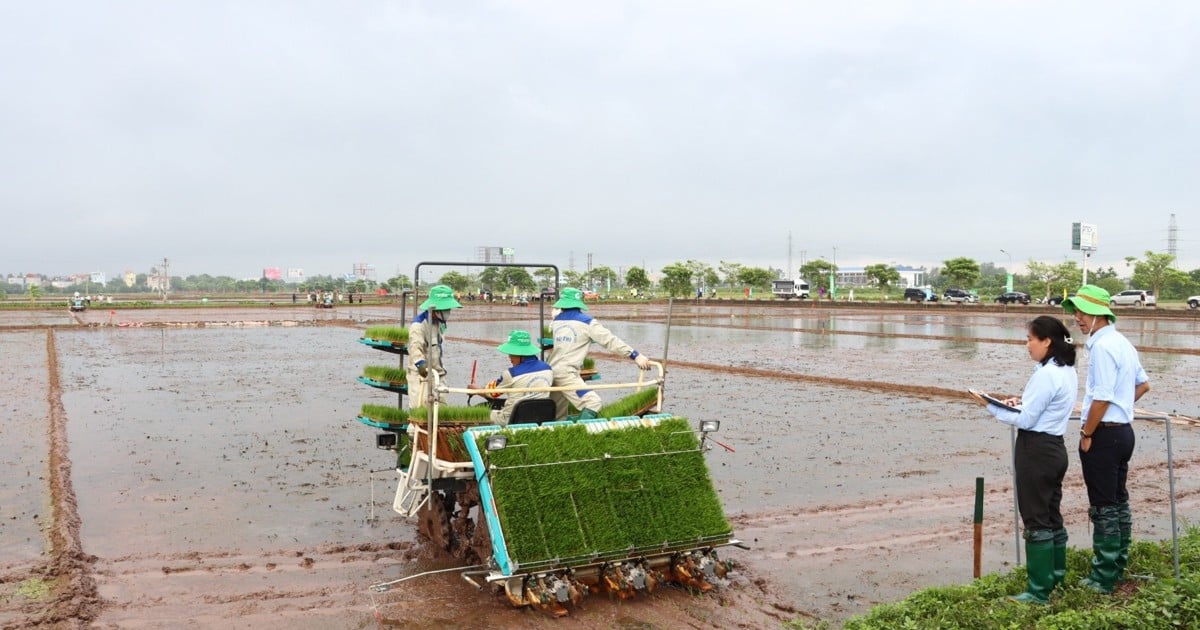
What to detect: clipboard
<box><xmin>969</xmin><ymin>389</ymin><xmax>1021</xmax><ymax>412</ymax></box>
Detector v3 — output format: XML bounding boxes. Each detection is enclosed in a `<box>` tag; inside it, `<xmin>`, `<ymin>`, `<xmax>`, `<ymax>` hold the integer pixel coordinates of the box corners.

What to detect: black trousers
<box><xmin>1015</xmin><ymin>430</ymin><xmax>1068</xmax><ymax>532</ymax></box>
<box><xmin>1080</xmin><ymin>423</ymin><xmax>1135</xmax><ymax>507</ymax></box>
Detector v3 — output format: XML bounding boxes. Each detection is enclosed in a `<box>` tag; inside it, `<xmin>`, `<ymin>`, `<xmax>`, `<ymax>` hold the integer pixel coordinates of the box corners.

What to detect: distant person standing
<box><xmin>969</xmin><ymin>315</ymin><xmax>1077</xmax><ymax>604</ymax></box>
<box><xmin>547</xmin><ymin>287</ymin><xmax>649</xmax><ymax>419</ymax></box>
<box><xmin>1063</xmin><ymin>285</ymin><xmax>1150</xmax><ymax>594</ymax></box>
<box><xmin>407</xmin><ymin>285</ymin><xmax>463</xmax><ymax>407</ymax></box>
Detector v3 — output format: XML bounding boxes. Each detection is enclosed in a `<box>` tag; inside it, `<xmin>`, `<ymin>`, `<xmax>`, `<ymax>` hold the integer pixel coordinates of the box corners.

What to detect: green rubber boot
<box><xmin>1010</xmin><ymin>530</ymin><xmax>1055</xmax><ymax>604</ymax></box>
<box><xmin>1052</xmin><ymin>528</ymin><xmax>1069</xmax><ymax>590</ymax></box>
<box><xmin>578</xmin><ymin>408</ymin><xmax>599</xmax><ymax>420</ymax></box>
<box><xmin>1080</xmin><ymin>506</ymin><xmax>1122</xmax><ymax>594</ymax></box>
<box><xmin>1115</xmin><ymin>502</ymin><xmax>1133</xmax><ymax>582</ymax></box>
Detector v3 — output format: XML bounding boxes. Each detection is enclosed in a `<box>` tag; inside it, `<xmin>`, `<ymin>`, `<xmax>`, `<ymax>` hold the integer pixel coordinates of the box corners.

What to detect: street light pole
<box><xmin>1000</xmin><ymin>249</ymin><xmax>1013</xmax><ymax>293</ymax></box>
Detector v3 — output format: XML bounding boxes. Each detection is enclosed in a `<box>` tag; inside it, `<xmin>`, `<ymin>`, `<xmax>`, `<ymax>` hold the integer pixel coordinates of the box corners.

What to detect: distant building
<box><xmin>476</xmin><ymin>246</ymin><xmax>515</xmax><ymax>264</ymax></box>
<box><xmin>835</xmin><ymin>265</ymin><xmax>928</xmax><ymax>289</ymax></box>
<box><xmin>123</xmin><ymin>270</ymin><xmax>137</xmax><ymax>287</ymax></box>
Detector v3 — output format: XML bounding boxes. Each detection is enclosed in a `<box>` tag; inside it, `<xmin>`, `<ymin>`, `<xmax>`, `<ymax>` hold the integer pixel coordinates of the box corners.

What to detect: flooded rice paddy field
<box><xmin>2</xmin><ymin>302</ymin><xmax>1198</xmax><ymax>628</ymax></box>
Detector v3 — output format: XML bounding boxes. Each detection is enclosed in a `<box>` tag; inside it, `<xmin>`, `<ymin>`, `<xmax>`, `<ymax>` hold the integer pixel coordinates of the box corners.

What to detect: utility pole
<box><xmin>159</xmin><ymin>258</ymin><xmax>170</xmax><ymax>302</ymax></box>
<box><xmin>787</xmin><ymin>231</ymin><xmax>793</xmax><ymax>280</ymax></box>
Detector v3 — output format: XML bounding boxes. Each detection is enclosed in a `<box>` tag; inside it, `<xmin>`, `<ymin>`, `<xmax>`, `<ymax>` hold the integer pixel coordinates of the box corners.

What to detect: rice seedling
<box><xmin>362</xmin><ymin>325</ymin><xmax>409</xmax><ymax>343</ymax></box>
<box><xmin>478</xmin><ymin>417</ymin><xmax>731</xmax><ymax>566</ymax></box>
<box><xmin>582</xmin><ymin>356</ymin><xmax>595</xmax><ymax>370</ymax></box>
<box><xmin>362</xmin><ymin>365</ymin><xmax>407</xmax><ymax>385</ymax></box>
<box><xmin>360</xmin><ymin>404</ymin><xmax>409</xmax><ymax>425</ymax></box>
<box><xmin>406</xmin><ymin>405</ymin><xmax>493</xmax><ymax>423</ymax></box>
<box><xmin>597</xmin><ymin>386</ymin><xmax>658</xmax><ymax>418</ymax></box>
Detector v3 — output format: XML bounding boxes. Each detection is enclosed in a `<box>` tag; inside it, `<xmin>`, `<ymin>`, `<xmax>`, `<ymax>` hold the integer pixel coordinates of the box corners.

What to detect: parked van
<box><xmin>771</xmin><ymin>279</ymin><xmax>810</xmax><ymax>299</ymax></box>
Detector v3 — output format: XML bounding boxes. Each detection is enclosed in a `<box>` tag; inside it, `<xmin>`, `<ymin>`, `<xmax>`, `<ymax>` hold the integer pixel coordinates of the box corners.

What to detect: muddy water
<box><xmin>0</xmin><ymin>332</ymin><xmax>50</xmax><ymax>564</ymax></box>
<box><xmin>3</xmin><ymin>303</ymin><xmax>1199</xmax><ymax>628</ymax></box>
<box><xmin>58</xmin><ymin>326</ymin><xmax>402</xmax><ymax>556</ymax></box>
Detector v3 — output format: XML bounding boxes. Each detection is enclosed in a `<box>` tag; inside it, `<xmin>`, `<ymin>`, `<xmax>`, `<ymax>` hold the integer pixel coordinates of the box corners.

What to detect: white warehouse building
<box><xmin>834</xmin><ymin>265</ymin><xmax>928</xmax><ymax>289</ymax></box>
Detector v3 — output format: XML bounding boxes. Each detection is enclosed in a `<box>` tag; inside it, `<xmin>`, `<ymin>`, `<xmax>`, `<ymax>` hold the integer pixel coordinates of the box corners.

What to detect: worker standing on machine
<box><xmin>407</xmin><ymin>284</ymin><xmax>463</xmax><ymax>407</ymax></box>
<box><xmin>547</xmin><ymin>287</ymin><xmax>650</xmax><ymax>419</ymax></box>
<box><xmin>473</xmin><ymin>330</ymin><xmax>553</xmax><ymax>426</ymax></box>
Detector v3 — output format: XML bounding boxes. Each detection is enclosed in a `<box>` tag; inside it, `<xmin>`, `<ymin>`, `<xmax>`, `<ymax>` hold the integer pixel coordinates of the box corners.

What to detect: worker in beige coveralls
<box><xmin>547</xmin><ymin>287</ymin><xmax>650</xmax><ymax>419</ymax></box>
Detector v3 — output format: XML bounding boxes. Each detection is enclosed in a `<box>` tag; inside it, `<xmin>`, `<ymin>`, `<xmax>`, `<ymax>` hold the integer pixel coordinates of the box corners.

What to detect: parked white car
<box><xmin>1109</xmin><ymin>289</ymin><xmax>1156</xmax><ymax>307</ymax></box>
<box><xmin>1188</xmin><ymin>295</ymin><xmax>1200</xmax><ymax>309</ymax></box>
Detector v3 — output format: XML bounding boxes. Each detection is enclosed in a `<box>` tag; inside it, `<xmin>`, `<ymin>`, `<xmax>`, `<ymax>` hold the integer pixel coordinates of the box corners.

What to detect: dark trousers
<box><xmin>1015</xmin><ymin>430</ymin><xmax>1068</xmax><ymax>532</ymax></box>
<box><xmin>1080</xmin><ymin>423</ymin><xmax>1135</xmax><ymax>507</ymax></box>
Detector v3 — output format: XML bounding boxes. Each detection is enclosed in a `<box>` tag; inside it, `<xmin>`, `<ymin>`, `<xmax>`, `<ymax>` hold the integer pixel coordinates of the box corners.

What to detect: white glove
<box><xmin>634</xmin><ymin>353</ymin><xmax>650</xmax><ymax>370</ymax></box>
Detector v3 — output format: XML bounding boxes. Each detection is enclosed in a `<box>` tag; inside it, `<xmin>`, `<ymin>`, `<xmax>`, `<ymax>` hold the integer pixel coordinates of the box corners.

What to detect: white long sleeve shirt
<box><xmin>986</xmin><ymin>359</ymin><xmax>1077</xmax><ymax>435</ymax></box>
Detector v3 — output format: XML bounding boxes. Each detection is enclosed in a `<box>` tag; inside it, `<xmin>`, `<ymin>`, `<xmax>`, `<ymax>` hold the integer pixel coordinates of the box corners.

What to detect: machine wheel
<box><xmin>470</xmin><ymin>512</ymin><xmax>493</xmax><ymax>565</ymax></box>
<box><xmin>417</xmin><ymin>491</ymin><xmax>453</xmax><ymax>553</ymax></box>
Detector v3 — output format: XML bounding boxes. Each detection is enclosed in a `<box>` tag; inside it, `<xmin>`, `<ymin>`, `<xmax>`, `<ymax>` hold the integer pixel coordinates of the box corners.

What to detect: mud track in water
<box><xmin>1</xmin><ymin>303</ymin><xmax>1197</xmax><ymax>628</ymax></box>
<box><xmin>0</xmin><ymin>332</ymin><xmax>101</xmax><ymax>629</ymax></box>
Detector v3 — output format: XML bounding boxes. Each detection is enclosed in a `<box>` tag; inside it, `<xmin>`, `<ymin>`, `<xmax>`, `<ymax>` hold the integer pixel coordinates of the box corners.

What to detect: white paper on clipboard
<box><xmin>969</xmin><ymin>389</ymin><xmax>1021</xmax><ymax>412</ymax></box>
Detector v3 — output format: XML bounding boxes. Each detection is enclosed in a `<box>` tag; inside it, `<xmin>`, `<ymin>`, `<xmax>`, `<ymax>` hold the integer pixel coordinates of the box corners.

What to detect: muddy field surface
<box><xmin>1</xmin><ymin>303</ymin><xmax>1197</xmax><ymax>629</ymax></box>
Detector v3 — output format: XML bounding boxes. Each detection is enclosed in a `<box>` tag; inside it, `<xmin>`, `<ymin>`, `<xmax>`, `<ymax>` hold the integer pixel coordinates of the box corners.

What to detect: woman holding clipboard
<box><xmin>968</xmin><ymin>315</ymin><xmax>1077</xmax><ymax>604</ymax></box>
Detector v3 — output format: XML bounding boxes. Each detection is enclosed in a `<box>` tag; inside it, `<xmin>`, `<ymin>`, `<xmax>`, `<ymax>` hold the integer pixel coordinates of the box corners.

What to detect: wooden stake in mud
<box><xmin>973</xmin><ymin>477</ymin><xmax>983</xmax><ymax>578</ymax></box>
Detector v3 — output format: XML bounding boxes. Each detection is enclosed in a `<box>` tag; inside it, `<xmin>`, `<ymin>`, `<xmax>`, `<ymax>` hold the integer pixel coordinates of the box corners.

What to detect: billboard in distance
<box><xmin>287</xmin><ymin>268</ymin><xmax>305</xmax><ymax>283</ymax></box>
<box><xmin>1071</xmin><ymin>222</ymin><xmax>1098</xmax><ymax>251</ymax></box>
<box><xmin>262</xmin><ymin>267</ymin><xmax>283</xmax><ymax>281</ymax></box>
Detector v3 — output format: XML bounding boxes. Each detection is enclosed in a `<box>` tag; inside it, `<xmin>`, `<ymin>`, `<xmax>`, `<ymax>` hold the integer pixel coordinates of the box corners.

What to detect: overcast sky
<box><xmin>3</xmin><ymin>1</ymin><xmax>1198</xmax><ymax>283</ymax></box>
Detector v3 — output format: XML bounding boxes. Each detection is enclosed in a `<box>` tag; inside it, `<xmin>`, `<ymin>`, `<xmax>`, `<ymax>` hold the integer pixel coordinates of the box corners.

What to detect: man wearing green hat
<box><xmin>407</xmin><ymin>284</ymin><xmax>463</xmax><ymax>407</ymax></box>
<box><xmin>473</xmin><ymin>330</ymin><xmax>554</xmax><ymax>426</ymax></box>
<box><xmin>547</xmin><ymin>287</ymin><xmax>651</xmax><ymax>419</ymax></box>
<box><xmin>1062</xmin><ymin>284</ymin><xmax>1151</xmax><ymax>594</ymax></box>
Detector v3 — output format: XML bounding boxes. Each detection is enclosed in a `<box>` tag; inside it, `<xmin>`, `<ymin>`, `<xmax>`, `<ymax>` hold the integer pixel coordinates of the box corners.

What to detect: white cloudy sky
<box><xmin>3</xmin><ymin>1</ymin><xmax>1198</xmax><ymax>281</ymax></box>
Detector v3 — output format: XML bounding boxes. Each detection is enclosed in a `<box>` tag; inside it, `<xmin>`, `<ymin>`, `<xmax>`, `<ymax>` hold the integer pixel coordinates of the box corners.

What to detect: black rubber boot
<box><xmin>1052</xmin><ymin>528</ymin><xmax>1069</xmax><ymax>589</ymax></box>
<box><xmin>1081</xmin><ymin>506</ymin><xmax>1122</xmax><ymax>594</ymax></box>
<box><xmin>1010</xmin><ymin>530</ymin><xmax>1055</xmax><ymax>604</ymax></box>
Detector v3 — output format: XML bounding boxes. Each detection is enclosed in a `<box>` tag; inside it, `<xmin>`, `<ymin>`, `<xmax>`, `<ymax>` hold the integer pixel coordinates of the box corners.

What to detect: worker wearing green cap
<box><xmin>547</xmin><ymin>287</ymin><xmax>651</xmax><ymax>419</ymax></box>
<box><xmin>1062</xmin><ymin>284</ymin><xmax>1151</xmax><ymax>594</ymax></box>
<box><xmin>472</xmin><ymin>330</ymin><xmax>553</xmax><ymax>426</ymax></box>
<box><xmin>407</xmin><ymin>284</ymin><xmax>463</xmax><ymax>407</ymax></box>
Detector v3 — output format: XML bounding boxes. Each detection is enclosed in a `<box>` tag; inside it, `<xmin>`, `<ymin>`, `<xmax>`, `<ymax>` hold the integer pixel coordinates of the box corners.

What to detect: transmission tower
<box><xmin>1168</xmin><ymin>213</ymin><xmax>1178</xmax><ymax>257</ymax></box>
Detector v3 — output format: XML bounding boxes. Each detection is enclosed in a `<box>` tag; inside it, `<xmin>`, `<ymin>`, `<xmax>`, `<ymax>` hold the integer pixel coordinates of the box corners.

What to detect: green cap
<box><xmin>496</xmin><ymin>330</ymin><xmax>539</xmax><ymax>356</ymax></box>
<box><xmin>418</xmin><ymin>284</ymin><xmax>463</xmax><ymax>311</ymax></box>
<box><xmin>1062</xmin><ymin>284</ymin><xmax>1116</xmax><ymax>322</ymax></box>
<box><xmin>553</xmin><ymin>287</ymin><xmax>588</xmax><ymax>310</ymax></box>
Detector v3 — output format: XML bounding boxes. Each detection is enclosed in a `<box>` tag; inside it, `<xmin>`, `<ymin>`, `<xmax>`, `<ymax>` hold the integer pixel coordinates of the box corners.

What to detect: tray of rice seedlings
<box><xmin>540</xmin><ymin>325</ymin><xmax>553</xmax><ymax>349</ymax></box>
<box><xmin>579</xmin><ymin>356</ymin><xmax>598</xmax><ymax>381</ymax></box>
<box><xmin>463</xmin><ymin>415</ymin><xmax>736</xmax><ymax>600</ymax></box>
<box><xmin>596</xmin><ymin>386</ymin><xmax>659</xmax><ymax>418</ymax></box>
<box><xmin>360</xmin><ymin>325</ymin><xmax>409</xmax><ymax>354</ymax></box>
<box><xmin>357</xmin><ymin>403</ymin><xmax>409</xmax><ymax>428</ymax></box>
<box><xmin>358</xmin><ymin>365</ymin><xmax>408</xmax><ymax>392</ymax></box>
<box><xmin>407</xmin><ymin>404</ymin><xmax>494</xmax><ymax>462</ymax></box>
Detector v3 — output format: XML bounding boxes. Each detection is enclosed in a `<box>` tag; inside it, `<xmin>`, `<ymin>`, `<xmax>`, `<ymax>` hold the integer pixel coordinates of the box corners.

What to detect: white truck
<box><xmin>771</xmin><ymin>279</ymin><xmax>810</xmax><ymax>300</ymax></box>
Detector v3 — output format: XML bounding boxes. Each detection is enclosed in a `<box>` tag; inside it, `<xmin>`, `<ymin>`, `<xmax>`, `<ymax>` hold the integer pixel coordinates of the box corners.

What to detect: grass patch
<box><xmin>582</xmin><ymin>356</ymin><xmax>595</xmax><ymax>370</ymax></box>
<box><xmin>363</xmin><ymin>325</ymin><xmax>409</xmax><ymax>343</ymax></box>
<box><xmin>15</xmin><ymin>578</ymin><xmax>50</xmax><ymax>600</ymax></box>
<box><xmin>839</xmin><ymin>524</ymin><xmax>1200</xmax><ymax>630</ymax></box>
<box><xmin>362</xmin><ymin>365</ymin><xmax>407</xmax><ymax>384</ymax></box>
<box><xmin>478</xmin><ymin>416</ymin><xmax>731</xmax><ymax>567</ymax></box>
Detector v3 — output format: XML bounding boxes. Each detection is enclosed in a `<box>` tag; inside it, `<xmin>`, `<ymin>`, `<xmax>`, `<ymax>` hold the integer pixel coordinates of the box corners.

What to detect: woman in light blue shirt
<box><xmin>970</xmin><ymin>315</ymin><xmax>1077</xmax><ymax>604</ymax></box>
